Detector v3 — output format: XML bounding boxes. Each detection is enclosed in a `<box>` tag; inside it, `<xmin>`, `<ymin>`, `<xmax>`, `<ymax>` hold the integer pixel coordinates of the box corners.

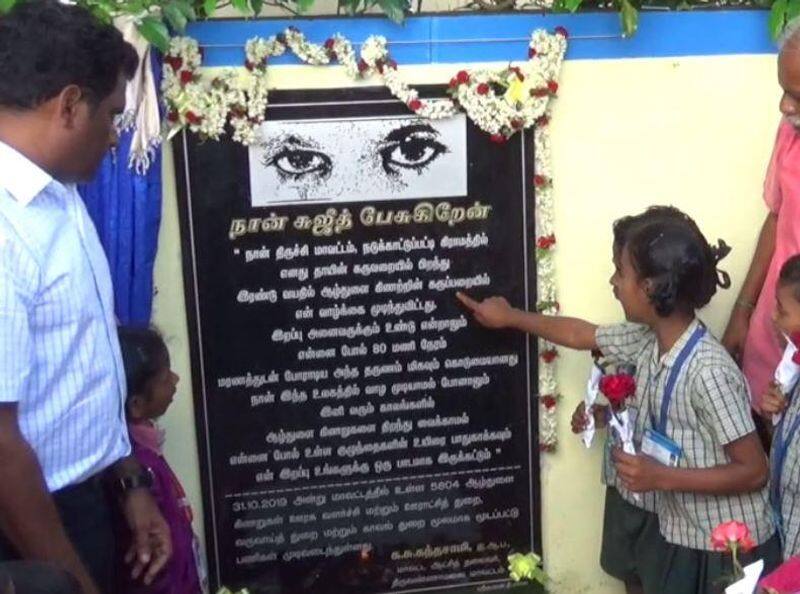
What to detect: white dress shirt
<box><xmin>0</xmin><ymin>141</ymin><xmax>130</xmax><ymax>491</ymax></box>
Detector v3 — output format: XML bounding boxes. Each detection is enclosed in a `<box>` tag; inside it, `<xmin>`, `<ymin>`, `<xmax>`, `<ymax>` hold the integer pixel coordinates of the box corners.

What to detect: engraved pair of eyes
<box><xmin>262</xmin><ymin>124</ymin><xmax>448</xmax><ymax>179</ymax></box>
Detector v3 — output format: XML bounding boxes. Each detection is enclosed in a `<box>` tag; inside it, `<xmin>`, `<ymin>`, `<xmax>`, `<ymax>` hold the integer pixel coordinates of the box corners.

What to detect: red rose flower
<box><xmin>165</xmin><ymin>56</ymin><xmax>183</xmax><ymax>71</ymax></box>
<box><xmin>490</xmin><ymin>133</ymin><xmax>507</xmax><ymax>144</ymax></box>
<box><xmin>456</xmin><ymin>70</ymin><xmax>470</xmax><ymax>84</ymax></box>
<box><xmin>448</xmin><ymin>77</ymin><xmax>458</xmax><ymax>89</ymax></box>
<box><xmin>710</xmin><ymin>521</ymin><xmax>752</xmax><ymax>552</ymax></box>
<box><xmin>554</xmin><ymin>26</ymin><xmax>569</xmax><ymax>38</ymax></box>
<box><xmin>541</xmin><ymin>395</ymin><xmax>557</xmax><ymax>409</ymax></box>
<box><xmin>528</xmin><ymin>47</ymin><xmax>537</xmax><ymax>59</ymax></box>
<box><xmin>533</xmin><ymin>175</ymin><xmax>549</xmax><ymax>187</ymax></box>
<box><xmin>541</xmin><ymin>349</ymin><xmax>558</xmax><ymax>363</ymax></box>
<box><xmin>537</xmin><ymin>235</ymin><xmax>556</xmax><ymax>250</ymax></box>
<box><xmin>184</xmin><ymin>111</ymin><xmax>202</xmax><ymax>125</ymax></box>
<box><xmin>324</xmin><ymin>38</ymin><xmax>335</xmax><ymax>50</ymax></box>
<box><xmin>547</xmin><ymin>80</ymin><xmax>559</xmax><ymax>94</ymax></box>
<box><xmin>167</xmin><ymin>110</ymin><xmax>179</xmax><ymax>123</ymax></box>
<box><xmin>477</xmin><ymin>83</ymin><xmax>490</xmax><ymax>95</ymax></box>
<box><xmin>599</xmin><ymin>373</ymin><xmax>636</xmax><ymax>408</ymax></box>
<box><xmin>407</xmin><ymin>99</ymin><xmax>422</xmax><ymax>111</ymax></box>
<box><xmin>179</xmin><ymin>70</ymin><xmax>194</xmax><ymax>85</ymax></box>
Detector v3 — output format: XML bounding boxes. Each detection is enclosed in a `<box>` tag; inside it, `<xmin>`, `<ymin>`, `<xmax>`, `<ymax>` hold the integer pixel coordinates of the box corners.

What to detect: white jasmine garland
<box><xmin>161</xmin><ymin>25</ymin><xmax>567</xmax><ymax>451</ymax></box>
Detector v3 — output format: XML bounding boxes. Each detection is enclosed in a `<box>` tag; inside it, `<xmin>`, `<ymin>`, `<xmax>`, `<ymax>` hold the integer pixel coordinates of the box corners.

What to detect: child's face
<box><xmin>610</xmin><ymin>246</ymin><xmax>651</xmax><ymax>323</ymax></box>
<box><xmin>136</xmin><ymin>366</ymin><xmax>180</xmax><ymax>420</ymax></box>
<box><xmin>773</xmin><ymin>282</ymin><xmax>800</xmax><ymax>340</ymax></box>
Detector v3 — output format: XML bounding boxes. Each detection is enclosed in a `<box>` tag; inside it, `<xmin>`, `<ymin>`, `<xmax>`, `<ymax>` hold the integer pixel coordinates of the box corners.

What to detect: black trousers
<box><xmin>0</xmin><ymin>474</ymin><xmax>116</xmax><ymax>594</ymax></box>
<box><xmin>0</xmin><ymin>561</ymin><xmax>80</xmax><ymax>594</ymax></box>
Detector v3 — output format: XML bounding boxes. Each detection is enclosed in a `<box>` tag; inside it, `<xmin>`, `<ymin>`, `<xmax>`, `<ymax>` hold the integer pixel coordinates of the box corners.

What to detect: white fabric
<box><xmin>115</xmin><ymin>16</ymin><xmax>161</xmax><ymax>174</ymax></box>
<box><xmin>0</xmin><ymin>141</ymin><xmax>130</xmax><ymax>491</ymax></box>
<box><xmin>581</xmin><ymin>363</ymin><xmax>602</xmax><ymax>447</ymax></box>
<box><xmin>774</xmin><ymin>337</ymin><xmax>800</xmax><ymax>425</ymax></box>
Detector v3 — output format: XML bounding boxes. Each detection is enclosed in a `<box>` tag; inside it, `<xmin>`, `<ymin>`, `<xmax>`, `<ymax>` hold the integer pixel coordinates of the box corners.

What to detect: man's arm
<box><xmin>721</xmin><ymin>212</ymin><xmax>777</xmax><ymax>362</ymax></box>
<box><xmin>0</xmin><ymin>405</ymin><xmax>99</xmax><ymax>594</ymax></box>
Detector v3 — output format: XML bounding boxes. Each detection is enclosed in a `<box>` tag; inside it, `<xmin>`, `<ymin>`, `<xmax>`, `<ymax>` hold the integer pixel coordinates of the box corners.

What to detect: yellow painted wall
<box><xmin>153</xmin><ymin>53</ymin><xmax>781</xmax><ymax>593</ymax></box>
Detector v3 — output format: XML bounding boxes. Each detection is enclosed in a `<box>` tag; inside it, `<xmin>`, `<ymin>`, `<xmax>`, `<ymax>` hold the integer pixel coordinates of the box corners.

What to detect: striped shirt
<box><xmin>770</xmin><ymin>380</ymin><xmax>800</xmax><ymax>560</ymax></box>
<box><xmin>0</xmin><ymin>141</ymin><xmax>130</xmax><ymax>492</ymax></box>
<box><xmin>597</xmin><ymin>320</ymin><xmax>774</xmax><ymax>550</ymax></box>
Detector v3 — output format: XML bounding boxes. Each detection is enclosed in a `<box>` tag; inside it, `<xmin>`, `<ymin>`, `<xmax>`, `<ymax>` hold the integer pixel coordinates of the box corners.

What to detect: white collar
<box><xmin>0</xmin><ymin>141</ymin><xmax>54</xmax><ymax>206</ymax></box>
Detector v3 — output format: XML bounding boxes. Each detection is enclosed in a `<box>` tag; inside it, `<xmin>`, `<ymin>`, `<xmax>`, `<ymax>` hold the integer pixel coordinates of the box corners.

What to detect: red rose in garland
<box><xmin>599</xmin><ymin>373</ymin><xmax>635</xmax><ymax>410</ymax></box>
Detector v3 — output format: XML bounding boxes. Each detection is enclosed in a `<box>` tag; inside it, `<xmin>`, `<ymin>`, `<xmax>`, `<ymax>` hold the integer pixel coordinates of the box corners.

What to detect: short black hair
<box><xmin>779</xmin><ymin>254</ymin><xmax>800</xmax><ymax>303</ymax></box>
<box><xmin>118</xmin><ymin>326</ymin><xmax>169</xmax><ymax>401</ymax></box>
<box><xmin>0</xmin><ymin>0</ymin><xmax>138</xmax><ymax>109</ymax></box>
<box><xmin>623</xmin><ymin>210</ymin><xmax>729</xmax><ymax>317</ymax></box>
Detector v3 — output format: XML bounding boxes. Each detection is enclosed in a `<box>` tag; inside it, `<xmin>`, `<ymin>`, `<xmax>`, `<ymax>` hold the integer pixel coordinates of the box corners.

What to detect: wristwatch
<box><xmin>117</xmin><ymin>468</ymin><xmax>154</xmax><ymax>494</ymax></box>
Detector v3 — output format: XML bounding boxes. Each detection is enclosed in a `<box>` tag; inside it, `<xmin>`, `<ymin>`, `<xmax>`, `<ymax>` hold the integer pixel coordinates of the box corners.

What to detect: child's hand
<box><xmin>456</xmin><ymin>292</ymin><xmax>517</xmax><ymax>329</ymax></box>
<box><xmin>760</xmin><ymin>381</ymin><xmax>787</xmax><ymax>418</ymax></box>
<box><xmin>571</xmin><ymin>403</ymin><xmax>590</xmax><ymax>434</ymax></box>
<box><xmin>612</xmin><ymin>447</ymin><xmax>665</xmax><ymax>493</ymax></box>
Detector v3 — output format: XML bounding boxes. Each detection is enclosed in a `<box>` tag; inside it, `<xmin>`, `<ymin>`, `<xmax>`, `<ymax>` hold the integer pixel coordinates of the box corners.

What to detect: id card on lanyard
<box><xmin>641</xmin><ymin>325</ymin><xmax>706</xmax><ymax>467</ymax></box>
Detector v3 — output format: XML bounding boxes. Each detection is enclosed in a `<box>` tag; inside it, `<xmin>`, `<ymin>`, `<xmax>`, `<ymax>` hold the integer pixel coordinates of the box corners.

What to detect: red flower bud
<box><xmin>407</xmin><ymin>99</ymin><xmax>422</xmax><ymax>111</ymax></box>
<box><xmin>536</xmin><ymin>115</ymin><xmax>550</xmax><ymax>127</ymax></box>
<box><xmin>537</xmin><ymin>234</ymin><xmax>556</xmax><ymax>249</ymax></box>
<box><xmin>324</xmin><ymin>38</ymin><xmax>335</xmax><ymax>50</ymax></box>
<box><xmin>448</xmin><ymin>77</ymin><xmax>458</xmax><ymax>88</ymax></box>
<box><xmin>244</xmin><ymin>60</ymin><xmax>255</xmax><ymax>71</ymax></box>
<box><xmin>167</xmin><ymin>109</ymin><xmax>179</xmax><ymax>123</ymax></box>
<box><xmin>554</xmin><ymin>26</ymin><xmax>569</xmax><ymax>38</ymax></box>
<box><xmin>456</xmin><ymin>70</ymin><xmax>470</xmax><ymax>84</ymax></box>
<box><xmin>533</xmin><ymin>175</ymin><xmax>549</xmax><ymax>187</ymax></box>
<box><xmin>528</xmin><ymin>47</ymin><xmax>537</xmax><ymax>59</ymax></box>
<box><xmin>180</xmin><ymin>70</ymin><xmax>194</xmax><ymax>85</ymax></box>
<box><xmin>541</xmin><ymin>349</ymin><xmax>558</xmax><ymax>363</ymax></box>
<box><xmin>185</xmin><ymin>111</ymin><xmax>202</xmax><ymax>125</ymax></box>
<box><xmin>510</xmin><ymin>66</ymin><xmax>524</xmax><ymax>81</ymax></box>
<box><xmin>165</xmin><ymin>56</ymin><xmax>183</xmax><ymax>71</ymax></box>
<box><xmin>511</xmin><ymin>118</ymin><xmax>523</xmax><ymax>130</ymax></box>
<box><xmin>548</xmin><ymin>80</ymin><xmax>559</xmax><ymax>94</ymax></box>
<box><xmin>530</xmin><ymin>88</ymin><xmax>549</xmax><ymax>98</ymax></box>
<box><xmin>541</xmin><ymin>395</ymin><xmax>557</xmax><ymax>409</ymax></box>
<box><xmin>358</xmin><ymin>59</ymin><xmax>369</xmax><ymax>74</ymax></box>
<box><xmin>386</xmin><ymin>59</ymin><xmax>398</xmax><ymax>70</ymax></box>
<box><xmin>490</xmin><ymin>133</ymin><xmax>506</xmax><ymax>144</ymax></box>
<box><xmin>477</xmin><ymin>83</ymin><xmax>490</xmax><ymax>95</ymax></box>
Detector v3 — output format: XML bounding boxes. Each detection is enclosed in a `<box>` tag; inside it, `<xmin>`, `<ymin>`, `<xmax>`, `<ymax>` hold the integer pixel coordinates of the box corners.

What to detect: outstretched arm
<box><xmin>456</xmin><ymin>292</ymin><xmax>598</xmax><ymax>351</ymax></box>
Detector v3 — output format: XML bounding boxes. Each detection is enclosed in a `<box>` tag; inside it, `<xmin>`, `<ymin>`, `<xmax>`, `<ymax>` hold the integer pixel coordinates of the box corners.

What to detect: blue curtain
<box><xmin>78</xmin><ymin>55</ymin><xmax>163</xmax><ymax>325</ymax></box>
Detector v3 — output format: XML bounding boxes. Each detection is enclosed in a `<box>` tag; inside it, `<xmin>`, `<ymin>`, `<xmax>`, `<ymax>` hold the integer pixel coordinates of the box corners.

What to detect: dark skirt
<box><xmin>600</xmin><ymin>486</ymin><xmax>666</xmax><ymax>594</ymax></box>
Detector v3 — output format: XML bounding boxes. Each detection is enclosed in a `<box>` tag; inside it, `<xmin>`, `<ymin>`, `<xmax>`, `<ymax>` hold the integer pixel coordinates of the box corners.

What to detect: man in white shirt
<box><xmin>0</xmin><ymin>2</ymin><xmax>171</xmax><ymax>593</ymax></box>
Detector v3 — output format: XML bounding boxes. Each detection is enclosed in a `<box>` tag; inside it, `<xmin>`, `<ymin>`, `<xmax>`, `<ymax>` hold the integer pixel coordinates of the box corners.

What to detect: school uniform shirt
<box><xmin>597</xmin><ymin>320</ymin><xmax>774</xmax><ymax>551</ymax></box>
<box><xmin>770</xmin><ymin>380</ymin><xmax>800</xmax><ymax>559</ymax></box>
<box><xmin>0</xmin><ymin>141</ymin><xmax>130</xmax><ymax>491</ymax></box>
<box><xmin>595</xmin><ymin>322</ymin><xmax>658</xmax><ymax>514</ymax></box>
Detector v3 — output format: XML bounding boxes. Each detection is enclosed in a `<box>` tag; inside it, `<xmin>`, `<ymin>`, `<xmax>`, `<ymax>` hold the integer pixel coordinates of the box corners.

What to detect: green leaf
<box><xmin>231</xmin><ymin>0</ymin><xmax>251</xmax><ymax>15</ymax></box>
<box><xmin>294</xmin><ymin>0</ymin><xmax>315</xmax><ymax>12</ymax></box>
<box><xmin>563</xmin><ymin>0</ymin><xmax>583</xmax><ymax>12</ymax></box>
<box><xmin>619</xmin><ymin>0</ymin><xmax>639</xmax><ymax>37</ymax></box>
<box><xmin>175</xmin><ymin>0</ymin><xmax>197</xmax><ymax>20</ymax></box>
<box><xmin>202</xmin><ymin>0</ymin><xmax>218</xmax><ymax>17</ymax></box>
<box><xmin>138</xmin><ymin>16</ymin><xmax>171</xmax><ymax>52</ymax></box>
<box><xmin>164</xmin><ymin>2</ymin><xmax>188</xmax><ymax>32</ymax></box>
<box><xmin>0</xmin><ymin>0</ymin><xmax>17</xmax><ymax>13</ymax></box>
<box><xmin>788</xmin><ymin>0</ymin><xmax>800</xmax><ymax>23</ymax></box>
<box><xmin>770</xmin><ymin>0</ymin><xmax>789</xmax><ymax>40</ymax></box>
<box><xmin>250</xmin><ymin>0</ymin><xmax>264</xmax><ymax>14</ymax></box>
<box><xmin>376</xmin><ymin>0</ymin><xmax>407</xmax><ymax>23</ymax></box>
<box><xmin>338</xmin><ymin>0</ymin><xmax>360</xmax><ymax>15</ymax></box>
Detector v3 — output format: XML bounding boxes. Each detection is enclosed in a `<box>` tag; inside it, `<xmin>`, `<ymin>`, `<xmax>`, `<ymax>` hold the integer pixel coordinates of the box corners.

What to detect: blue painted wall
<box><xmin>188</xmin><ymin>10</ymin><xmax>775</xmax><ymax>66</ymax></box>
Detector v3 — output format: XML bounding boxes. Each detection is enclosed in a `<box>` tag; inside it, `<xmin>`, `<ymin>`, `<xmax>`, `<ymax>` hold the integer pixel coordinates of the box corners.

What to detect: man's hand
<box><xmin>721</xmin><ymin>308</ymin><xmax>751</xmax><ymax>364</ymax></box>
<box><xmin>613</xmin><ymin>447</ymin><xmax>665</xmax><ymax>493</ymax></box>
<box><xmin>456</xmin><ymin>292</ymin><xmax>517</xmax><ymax>329</ymax></box>
<box><xmin>122</xmin><ymin>489</ymin><xmax>171</xmax><ymax>585</ymax></box>
<box><xmin>760</xmin><ymin>381</ymin><xmax>787</xmax><ymax>418</ymax></box>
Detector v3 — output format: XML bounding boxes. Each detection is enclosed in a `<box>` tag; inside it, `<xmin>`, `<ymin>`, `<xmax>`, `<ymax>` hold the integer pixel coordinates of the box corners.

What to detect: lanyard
<box><xmin>650</xmin><ymin>325</ymin><xmax>707</xmax><ymax>435</ymax></box>
<box><xmin>770</xmin><ymin>407</ymin><xmax>800</xmax><ymax>529</ymax></box>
